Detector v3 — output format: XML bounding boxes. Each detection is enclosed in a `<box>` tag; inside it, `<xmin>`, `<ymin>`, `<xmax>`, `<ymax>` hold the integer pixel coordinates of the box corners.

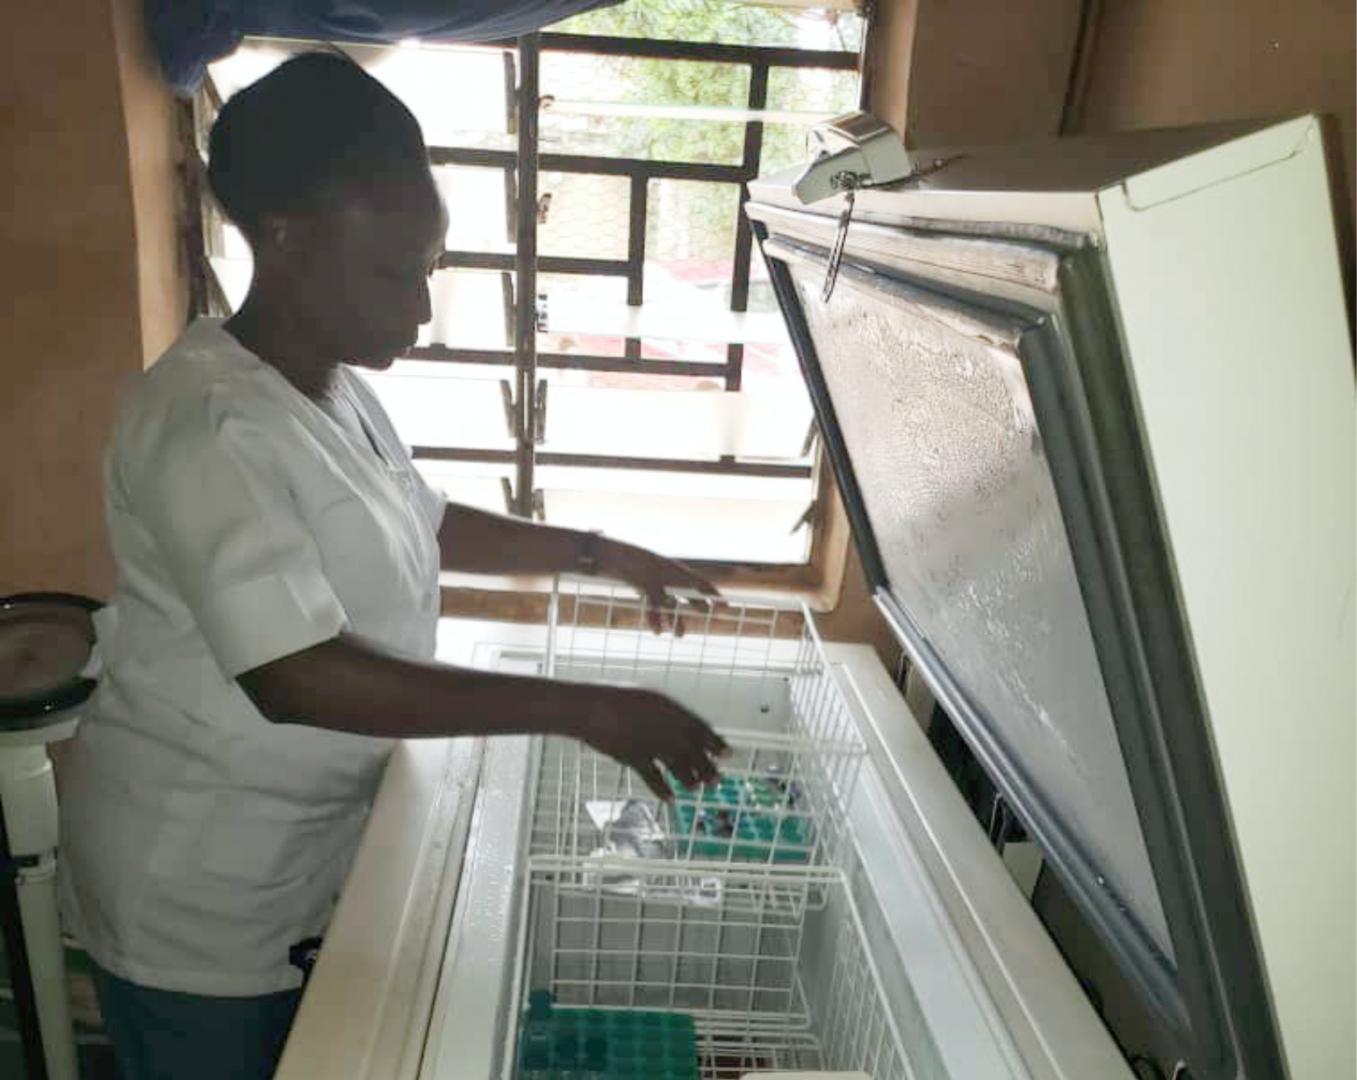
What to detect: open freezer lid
<box><xmin>747</xmin><ymin>120</ymin><xmax>1332</xmax><ymax>1079</ymax></box>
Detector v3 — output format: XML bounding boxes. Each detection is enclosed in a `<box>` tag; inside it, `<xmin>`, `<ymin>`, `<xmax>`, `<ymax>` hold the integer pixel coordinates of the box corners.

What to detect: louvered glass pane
<box><xmin>538</xmin><ymin>382</ymin><xmax>812</xmax><ymax>462</ymax></box>
<box><xmin>539</xmin><ymin>53</ymin><xmax>749</xmax><ymax>164</ymax></box>
<box><xmin>536</xmin><ymin>465</ymin><xmax>812</xmax><ymax>563</ymax></box>
<box><xmin>539</xmin><ymin>274</ymin><xmax>788</xmax><ymax>346</ymax></box>
<box><xmin>555</xmin><ymin>0</ymin><xmax>864</xmax><ymax>54</ymax></box>
<box><xmin>644</xmin><ymin>180</ymin><xmax>739</xmax><ymax>300</ymax></box>
<box><xmin>415</xmin><ymin>458</ymin><xmax>515</xmax><ymax>514</ymax></box>
<box><xmin>538</xmin><ymin>173</ymin><xmax>631</xmax><ymax>260</ymax></box>
<box><xmin>434</xmin><ymin>166</ymin><xmax>514</xmax><ymax>253</ymax></box>
<box><xmin>358</xmin><ymin>362</ymin><xmax>513</xmax><ymax>450</ymax></box>
<box><xmin>422</xmin><ymin>269</ymin><xmax>513</xmax><ymax>351</ymax></box>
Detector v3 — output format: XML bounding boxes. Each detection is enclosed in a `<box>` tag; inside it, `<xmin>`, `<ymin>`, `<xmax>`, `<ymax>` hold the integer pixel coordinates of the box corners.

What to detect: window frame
<box><xmin>189</xmin><ymin>29</ymin><xmax>861</xmax><ymax>599</ymax></box>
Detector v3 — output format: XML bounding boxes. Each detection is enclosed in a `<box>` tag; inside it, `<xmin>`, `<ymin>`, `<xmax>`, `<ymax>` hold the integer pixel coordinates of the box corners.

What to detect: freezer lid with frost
<box><xmin>748</xmin><ymin>116</ymin><xmax>1355</xmax><ymax>1079</ymax></box>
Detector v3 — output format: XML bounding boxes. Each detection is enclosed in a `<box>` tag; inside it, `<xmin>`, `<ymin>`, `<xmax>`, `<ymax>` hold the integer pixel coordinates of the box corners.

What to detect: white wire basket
<box><xmin>692</xmin><ymin>895</ymin><xmax>913</xmax><ymax>1079</ymax></box>
<box><xmin>535</xmin><ymin>580</ymin><xmax>866</xmax><ymax>907</ymax></box>
<box><xmin>526</xmin><ymin>865</ymin><xmax>810</xmax><ymax>1024</ymax></box>
<box><xmin>517</xmin><ymin>869</ymin><xmax>912</xmax><ymax>1079</ymax></box>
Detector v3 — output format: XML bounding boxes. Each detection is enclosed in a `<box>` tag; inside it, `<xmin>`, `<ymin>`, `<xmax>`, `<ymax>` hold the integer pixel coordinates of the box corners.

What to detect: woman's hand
<box><xmin>239</xmin><ymin>636</ymin><xmax>728</xmax><ymax>796</ymax></box>
<box><xmin>601</xmin><ymin>541</ymin><xmax>721</xmax><ymax>635</ymax></box>
<box><xmin>571</xmin><ymin>685</ymin><xmax>728</xmax><ymax>799</ymax></box>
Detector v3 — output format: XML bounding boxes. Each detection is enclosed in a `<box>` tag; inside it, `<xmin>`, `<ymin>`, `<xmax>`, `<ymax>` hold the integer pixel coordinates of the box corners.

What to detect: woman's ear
<box><xmin>256</xmin><ymin>211</ymin><xmax>319</xmax><ymax>257</ymax></box>
<box><xmin>255</xmin><ymin>213</ymin><xmax>291</xmax><ymax>255</ymax></box>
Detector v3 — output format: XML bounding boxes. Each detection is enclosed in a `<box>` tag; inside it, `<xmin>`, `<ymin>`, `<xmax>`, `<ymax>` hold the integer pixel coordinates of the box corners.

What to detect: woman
<box><xmin>58</xmin><ymin>53</ymin><xmax>725</xmax><ymax>1079</ymax></box>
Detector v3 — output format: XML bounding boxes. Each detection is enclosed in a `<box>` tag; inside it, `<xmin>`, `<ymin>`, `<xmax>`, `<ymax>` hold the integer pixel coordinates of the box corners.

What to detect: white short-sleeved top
<box><xmin>58</xmin><ymin>318</ymin><xmax>446</xmax><ymax>996</ymax></box>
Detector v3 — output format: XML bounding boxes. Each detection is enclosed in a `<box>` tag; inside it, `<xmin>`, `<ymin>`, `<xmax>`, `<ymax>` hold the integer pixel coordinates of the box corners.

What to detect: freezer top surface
<box><xmin>748</xmin><ymin>117</ymin><xmax>1297</xmax><ymax>241</ymax></box>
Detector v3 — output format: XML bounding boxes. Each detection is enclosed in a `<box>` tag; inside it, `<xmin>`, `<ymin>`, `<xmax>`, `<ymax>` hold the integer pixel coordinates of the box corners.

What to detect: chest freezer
<box><xmin>275</xmin><ymin>115</ymin><xmax>1354</xmax><ymax>1080</ymax></box>
<box><xmin>279</xmin><ymin>596</ymin><xmax>1129</xmax><ymax>1080</ymax></box>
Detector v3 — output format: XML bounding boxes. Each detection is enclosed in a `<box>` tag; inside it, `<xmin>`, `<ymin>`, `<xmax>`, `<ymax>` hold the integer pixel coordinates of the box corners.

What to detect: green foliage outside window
<box><xmin>555</xmin><ymin>1</ymin><xmax>853</xmax><ymax>260</ymax></box>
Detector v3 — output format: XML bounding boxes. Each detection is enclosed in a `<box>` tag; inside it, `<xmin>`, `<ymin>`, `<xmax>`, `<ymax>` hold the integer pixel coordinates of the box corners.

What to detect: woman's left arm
<box><xmin>436</xmin><ymin>503</ymin><xmax>718</xmax><ymax>628</ymax></box>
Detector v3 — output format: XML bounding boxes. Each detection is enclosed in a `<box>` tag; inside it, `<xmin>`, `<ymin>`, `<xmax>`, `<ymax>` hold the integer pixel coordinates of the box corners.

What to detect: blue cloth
<box><xmin>92</xmin><ymin>964</ymin><xmax>303</xmax><ymax>1080</ymax></box>
<box><xmin>146</xmin><ymin>0</ymin><xmax>623</xmax><ymax>93</ymax></box>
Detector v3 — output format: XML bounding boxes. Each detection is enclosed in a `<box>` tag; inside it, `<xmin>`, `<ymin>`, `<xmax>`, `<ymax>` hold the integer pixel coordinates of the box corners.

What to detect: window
<box><xmin>194</xmin><ymin>6</ymin><xmax>860</xmax><ymax>568</ymax></box>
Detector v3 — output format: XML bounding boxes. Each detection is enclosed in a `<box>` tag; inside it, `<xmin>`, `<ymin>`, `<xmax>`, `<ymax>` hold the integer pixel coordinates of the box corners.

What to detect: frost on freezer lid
<box><xmin>783</xmin><ymin>257</ymin><xmax>1176</xmax><ymax>964</ymax></box>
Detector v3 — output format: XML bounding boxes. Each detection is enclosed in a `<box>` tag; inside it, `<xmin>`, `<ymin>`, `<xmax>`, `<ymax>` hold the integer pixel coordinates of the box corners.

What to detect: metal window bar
<box><xmin>725</xmin><ymin>61</ymin><xmax>770</xmax><ymax>392</ymax></box>
<box><xmin>431</xmin><ymin>145</ymin><xmax>752</xmax><ymax>183</ymax></box>
<box><xmin>417</xmin><ymin>32</ymin><xmax>856</xmax><ymax>505</ymax></box>
<box><xmin>510</xmin><ymin>33</ymin><xmax>540</xmax><ymax>515</ymax></box>
<box><xmin>411</xmin><ymin>446</ymin><xmax>812</xmax><ymax>480</ymax></box>
<box><xmin>408</xmin><ymin>344</ymin><xmax>731</xmax><ymax>381</ymax></box>
<box><xmin>511</xmin><ymin>32</ymin><xmax>857</xmax><ymax>71</ymax></box>
<box><xmin>438</xmin><ymin>250</ymin><xmax>630</xmax><ymax>276</ymax></box>
<box><xmin>625</xmin><ymin>171</ymin><xmax>648</xmax><ymax>362</ymax></box>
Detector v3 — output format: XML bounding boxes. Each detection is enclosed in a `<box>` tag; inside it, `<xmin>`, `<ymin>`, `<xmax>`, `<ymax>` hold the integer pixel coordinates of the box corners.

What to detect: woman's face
<box><xmin>274</xmin><ymin>171</ymin><xmax>448</xmax><ymax>369</ymax></box>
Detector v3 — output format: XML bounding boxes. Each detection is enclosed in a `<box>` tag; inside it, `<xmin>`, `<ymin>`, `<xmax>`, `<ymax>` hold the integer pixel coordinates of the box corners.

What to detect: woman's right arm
<box><xmin>237</xmin><ymin>633</ymin><xmax>726</xmax><ymax>796</ymax></box>
<box><xmin>121</xmin><ymin>403</ymin><xmax>722</xmax><ymax>795</ymax></box>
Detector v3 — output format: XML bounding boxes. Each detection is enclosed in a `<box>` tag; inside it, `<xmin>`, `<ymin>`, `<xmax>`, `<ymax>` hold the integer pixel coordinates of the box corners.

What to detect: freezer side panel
<box><xmin>419</xmin><ymin>736</ymin><xmax>536</xmax><ymax>1079</ymax></box>
<box><xmin>274</xmin><ymin>740</ymin><xmax>482</xmax><ymax>1080</ymax></box>
<box><xmin>1099</xmin><ymin>116</ymin><xmax>1357</xmax><ymax>1078</ymax></box>
<box><xmin>826</xmin><ymin>643</ymin><xmax>1132</xmax><ymax>1080</ymax></box>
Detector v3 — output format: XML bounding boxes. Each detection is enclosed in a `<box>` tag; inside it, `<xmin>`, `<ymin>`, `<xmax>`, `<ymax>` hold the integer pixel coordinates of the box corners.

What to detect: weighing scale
<box><xmin>0</xmin><ymin>593</ymin><xmax>99</xmax><ymax>1080</ymax></box>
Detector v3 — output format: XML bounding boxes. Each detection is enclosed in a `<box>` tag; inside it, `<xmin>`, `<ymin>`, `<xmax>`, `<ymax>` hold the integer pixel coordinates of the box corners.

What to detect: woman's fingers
<box><xmin>703</xmin><ymin>726</ymin><xmax>730</xmax><ymax>757</ymax></box>
<box><xmin>644</xmin><ymin>586</ymin><xmax>685</xmax><ymax>636</ymax></box>
<box><xmin>580</xmin><ymin>688</ymin><xmax>725</xmax><ymax>798</ymax></box>
<box><xmin>629</xmin><ymin>554</ymin><xmax>722</xmax><ymax>637</ymax></box>
<box><xmin>671</xmin><ymin>707</ymin><xmax>726</xmax><ymax>778</ymax></box>
<box><xmin>674</xmin><ymin>562</ymin><xmax>721</xmax><ymax>598</ymax></box>
<box><xmin>664</xmin><ymin>748</ymin><xmax>708</xmax><ymax>791</ymax></box>
<box><xmin>669</xmin><ymin>734</ymin><xmax>721</xmax><ymax>787</ymax></box>
<box><xmin>691</xmin><ymin>576</ymin><xmax>721</xmax><ymax>598</ymax></box>
<box><xmin>634</xmin><ymin>759</ymin><xmax>672</xmax><ymax>801</ymax></box>
<box><xmin>643</xmin><ymin>588</ymin><xmax>719</xmax><ymax>638</ymax></box>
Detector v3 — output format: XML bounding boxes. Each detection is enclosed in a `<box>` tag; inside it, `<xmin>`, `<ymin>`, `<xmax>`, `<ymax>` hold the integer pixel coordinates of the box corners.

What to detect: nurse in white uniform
<box><xmin>57</xmin><ymin>52</ymin><xmax>726</xmax><ymax>1080</ymax></box>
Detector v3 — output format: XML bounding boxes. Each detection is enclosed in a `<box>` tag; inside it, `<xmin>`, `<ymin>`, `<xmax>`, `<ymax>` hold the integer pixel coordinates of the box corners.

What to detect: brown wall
<box><xmin>814</xmin><ymin>543</ymin><xmax>903</xmax><ymax>671</ymax></box>
<box><xmin>867</xmin><ymin>0</ymin><xmax>1355</xmax><ymax>205</ymax></box>
<box><xmin>0</xmin><ymin>0</ymin><xmax>186</xmax><ymax>597</ymax></box>
<box><xmin>1070</xmin><ymin>0</ymin><xmax>1356</xmax><ymax>231</ymax></box>
<box><xmin>112</xmin><ymin>0</ymin><xmax>191</xmax><ymax>365</ymax></box>
<box><xmin>864</xmin><ymin>0</ymin><xmax>1085</xmax><ymax>147</ymax></box>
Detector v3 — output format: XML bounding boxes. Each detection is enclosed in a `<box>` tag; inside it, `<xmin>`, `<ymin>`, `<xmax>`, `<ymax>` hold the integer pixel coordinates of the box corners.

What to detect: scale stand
<box><xmin>0</xmin><ymin>593</ymin><xmax>99</xmax><ymax>1080</ymax></box>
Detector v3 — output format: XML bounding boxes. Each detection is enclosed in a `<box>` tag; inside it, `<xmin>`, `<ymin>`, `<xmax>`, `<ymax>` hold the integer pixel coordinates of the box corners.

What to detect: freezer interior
<box><xmin>520</xmin><ymin>826</ymin><xmax>911</xmax><ymax>1076</ymax></box>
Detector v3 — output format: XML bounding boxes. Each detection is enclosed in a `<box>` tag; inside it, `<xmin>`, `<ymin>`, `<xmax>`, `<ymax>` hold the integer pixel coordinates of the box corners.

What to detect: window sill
<box><xmin>439</xmin><ymin>558</ymin><xmax>838</xmax><ymax>620</ymax></box>
<box><xmin>438</xmin><ymin>451</ymin><xmax>854</xmax><ymax>624</ymax></box>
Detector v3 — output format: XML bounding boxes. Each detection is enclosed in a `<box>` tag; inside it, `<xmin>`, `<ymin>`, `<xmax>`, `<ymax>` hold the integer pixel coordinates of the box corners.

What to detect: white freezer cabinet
<box><xmin>277</xmin><ymin>585</ymin><xmax>1126</xmax><ymax>1080</ymax></box>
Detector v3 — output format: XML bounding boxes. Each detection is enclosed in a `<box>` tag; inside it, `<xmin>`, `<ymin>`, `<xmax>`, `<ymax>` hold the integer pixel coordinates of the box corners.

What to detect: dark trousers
<box><xmin>91</xmin><ymin>965</ymin><xmax>302</xmax><ymax>1080</ymax></box>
